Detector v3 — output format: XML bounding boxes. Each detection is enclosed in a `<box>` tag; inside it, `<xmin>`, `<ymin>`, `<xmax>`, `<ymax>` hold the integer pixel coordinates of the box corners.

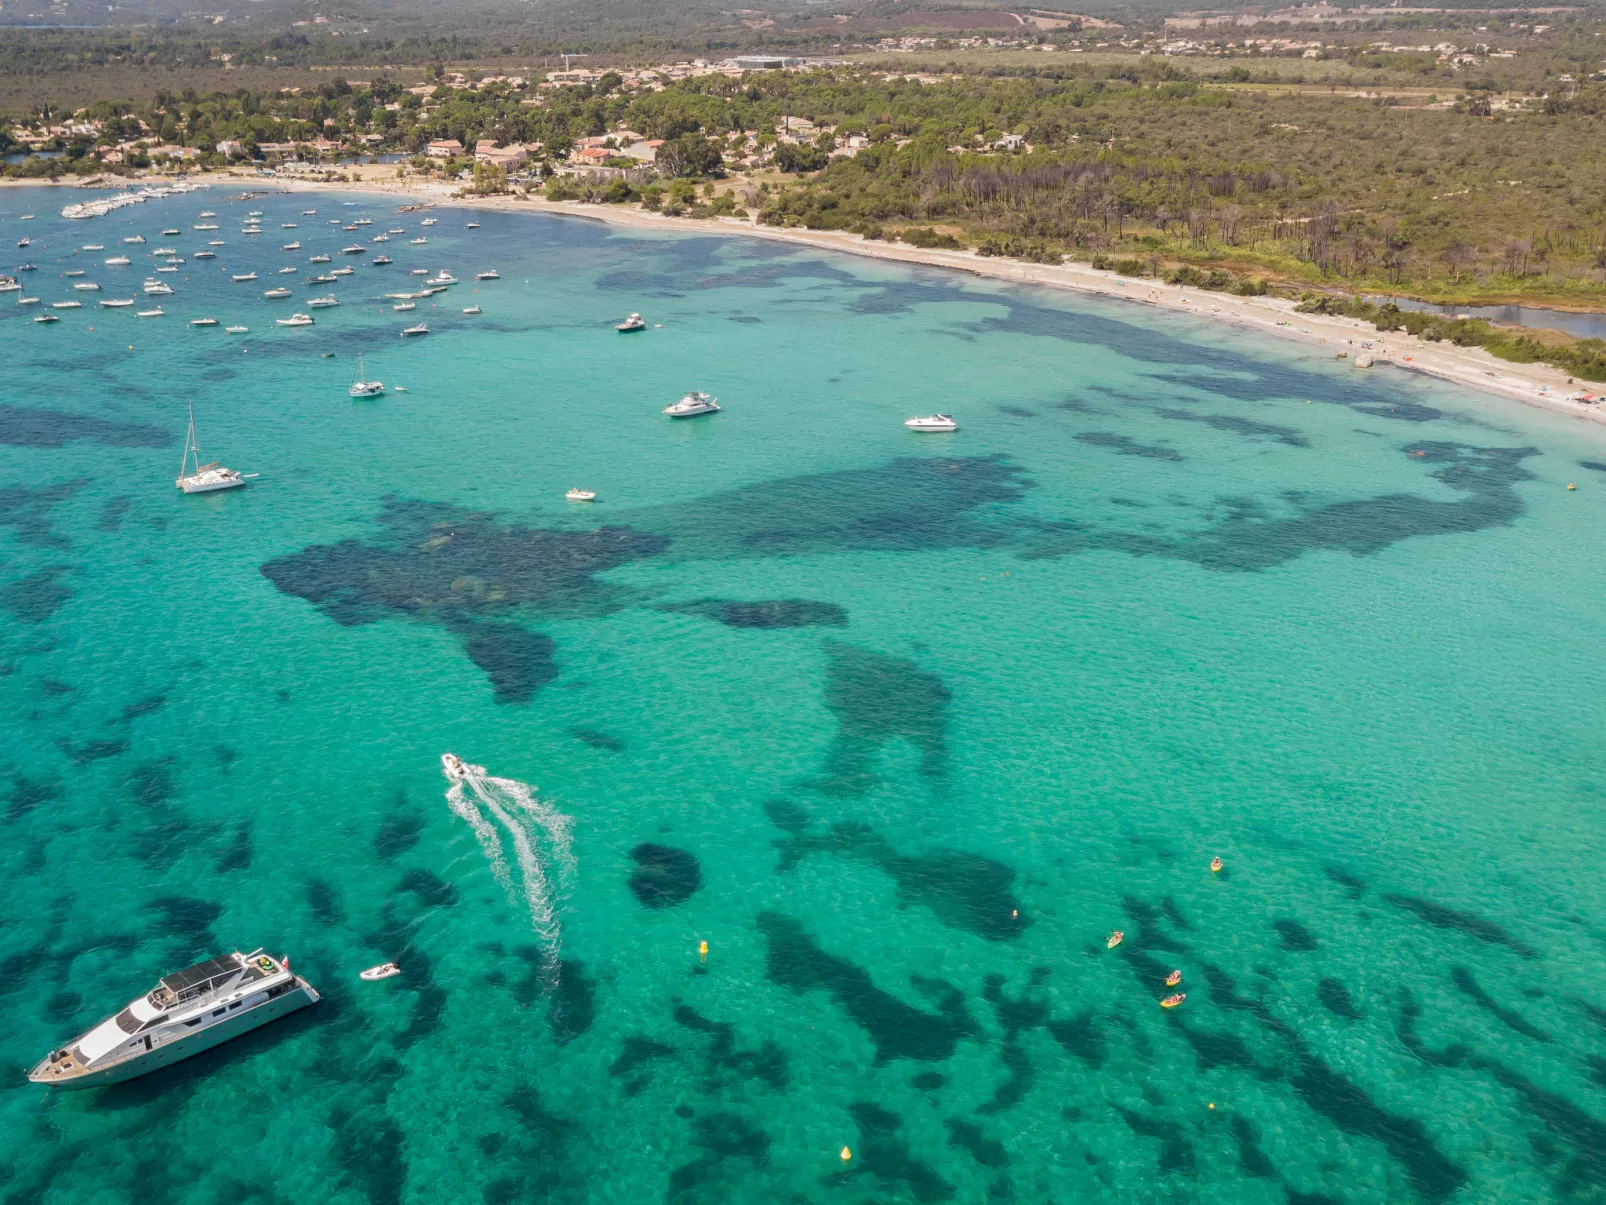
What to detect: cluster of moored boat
<box><xmin>14</xmin><ymin>197</ymin><xmax>490</xmax><ymax>335</ymax></box>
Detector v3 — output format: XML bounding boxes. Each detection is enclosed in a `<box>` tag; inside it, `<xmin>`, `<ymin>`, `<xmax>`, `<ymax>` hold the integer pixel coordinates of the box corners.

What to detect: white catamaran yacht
<box><xmin>349</xmin><ymin>354</ymin><xmax>384</xmax><ymax>398</ymax></box>
<box><xmin>29</xmin><ymin>951</ymin><xmax>318</xmax><ymax>1088</ymax></box>
<box><xmin>176</xmin><ymin>405</ymin><xmax>253</xmax><ymax>493</ymax></box>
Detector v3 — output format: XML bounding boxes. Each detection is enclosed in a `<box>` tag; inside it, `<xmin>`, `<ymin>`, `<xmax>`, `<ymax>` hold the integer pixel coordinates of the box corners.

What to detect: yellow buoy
<box><xmin>840</xmin><ymin>1146</ymin><xmax>852</xmax><ymax>1163</ymax></box>
<box><xmin>1208</xmin><ymin>1102</ymin><xmax>1216</xmax><ymax>1110</ymax></box>
<box><xmin>698</xmin><ymin>940</ymin><xmax>708</xmax><ymax>963</ymax></box>
<box><xmin>1568</xmin><ymin>483</ymin><xmax>1577</xmax><ymax>491</ymax></box>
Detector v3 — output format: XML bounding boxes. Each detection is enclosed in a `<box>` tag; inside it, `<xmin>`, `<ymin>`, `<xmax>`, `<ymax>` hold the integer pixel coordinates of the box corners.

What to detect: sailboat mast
<box><xmin>180</xmin><ymin>404</ymin><xmax>199</xmax><ymax>478</ymax></box>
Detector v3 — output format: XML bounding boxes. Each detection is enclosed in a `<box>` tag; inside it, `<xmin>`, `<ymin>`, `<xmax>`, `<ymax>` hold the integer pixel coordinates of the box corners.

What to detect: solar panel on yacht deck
<box><xmin>160</xmin><ymin>955</ymin><xmax>239</xmax><ymax>993</ymax></box>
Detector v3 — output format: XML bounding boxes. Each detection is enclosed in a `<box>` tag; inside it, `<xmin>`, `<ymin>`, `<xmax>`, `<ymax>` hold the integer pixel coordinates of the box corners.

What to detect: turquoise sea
<box><xmin>4</xmin><ymin>187</ymin><xmax>1606</xmax><ymax>1205</ymax></box>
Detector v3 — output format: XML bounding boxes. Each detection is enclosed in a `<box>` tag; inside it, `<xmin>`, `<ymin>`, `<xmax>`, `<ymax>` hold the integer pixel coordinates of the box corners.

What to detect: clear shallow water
<box><xmin>4</xmin><ymin>189</ymin><xmax>1606</xmax><ymax>1205</ymax></box>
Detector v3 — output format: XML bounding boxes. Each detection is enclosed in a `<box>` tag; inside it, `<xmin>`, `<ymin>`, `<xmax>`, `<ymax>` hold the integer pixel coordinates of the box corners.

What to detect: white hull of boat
<box><xmin>33</xmin><ymin>981</ymin><xmax>317</xmax><ymax>1089</ymax></box>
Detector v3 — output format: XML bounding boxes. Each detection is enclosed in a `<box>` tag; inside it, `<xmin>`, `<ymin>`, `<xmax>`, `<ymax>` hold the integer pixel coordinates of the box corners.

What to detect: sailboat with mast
<box><xmin>349</xmin><ymin>354</ymin><xmax>384</xmax><ymax>398</ymax></box>
<box><xmin>175</xmin><ymin>405</ymin><xmax>253</xmax><ymax>493</ymax></box>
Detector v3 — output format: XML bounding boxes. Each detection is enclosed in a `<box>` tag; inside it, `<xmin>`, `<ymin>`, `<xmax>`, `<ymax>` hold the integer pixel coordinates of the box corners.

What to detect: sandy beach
<box><xmin>18</xmin><ymin>171</ymin><xmax>1605</xmax><ymax>427</ymax></box>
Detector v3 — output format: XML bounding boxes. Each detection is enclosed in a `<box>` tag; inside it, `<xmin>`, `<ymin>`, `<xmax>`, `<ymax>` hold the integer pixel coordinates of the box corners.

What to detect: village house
<box><xmin>427</xmin><ymin>139</ymin><xmax>464</xmax><ymax>158</ymax></box>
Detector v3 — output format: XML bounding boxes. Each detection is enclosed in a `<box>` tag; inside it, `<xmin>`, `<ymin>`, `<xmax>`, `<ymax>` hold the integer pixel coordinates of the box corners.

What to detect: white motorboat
<box><xmin>354</xmin><ymin>218</ymin><xmax>373</xmax><ymax>227</ymax></box>
<box><xmin>278</xmin><ymin>266</ymin><xmax>296</xmax><ymax>274</ymax></box>
<box><xmin>617</xmin><ymin>313</ymin><xmax>646</xmax><ymax>332</ymax></box>
<box><xmin>309</xmin><ymin>254</ymin><xmax>332</xmax><ymax>264</ymax></box>
<box><xmin>409</xmin><ymin>237</ymin><xmax>428</xmax><ymax>245</ymax></box>
<box><xmin>401</xmin><ymin>322</ymin><xmax>429</xmax><ymax>337</ymax></box>
<box><xmin>161</xmin><ymin>228</ymin><xmax>181</xmax><ymax>236</ymax></box>
<box><xmin>427</xmin><ymin>272</ymin><xmax>456</xmax><ymax>286</ymax></box>
<box><xmin>143</xmin><ymin>281</ymin><xmax>174</xmax><ymax>295</ymax></box>
<box><xmin>137</xmin><ymin>308</ymin><xmax>164</xmax><ymax>318</ymax></box>
<box><xmin>308</xmin><ymin>296</ymin><xmax>339</xmax><ymax>308</ymax></box>
<box><xmin>475</xmin><ymin>270</ymin><xmax>500</xmax><ymax>281</ymax></box>
<box><xmin>441</xmin><ymin>752</ymin><xmax>468</xmax><ymax>780</ymax></box>
<box><xmin>276</xmin><ymin>314</ymin><xmax>314</xmax><ymax>327</ymax></box>
<box><xmin>28</xmin><ymin>951</ymin><xmax>316</xmax><ymax>1088</ymax></box>
<box><xmin>282</xmin><ymin>241</ymin><xmax>301</xmax><ymax>251</ymax></box>
<box><xmin>104</xmin><ymin>255</ymin><xmax>131</xmax><ymax>266</ymax></box>
<box><xmin>155</xmin><ymin>266</ymin><xmax>179</xmax><ymax>274</ymax></box>
<box><xmin>341</xmin><ymin>245</ymin><xmax>366</xmax><ymax>255</ymax></box>
<box><xmin>360</xmin><ymin>964</ymin><xmax>401</xmax><ymax>981</ymax></box>
<box><xmin>34</xmin><ymin>313</ymin><xmax>59</xmax><ymax>324</ymax></box>
<box><xmin>152</xmin><ymin>247</ymin><xmax>176</xmax><ymax>255</ymax></box>
<box><xmin>65</xmin><ymin>269</ymin><xmax>86</xmax><ymax>277</ymax></box>
<box><xmin>393</xmin><ymin>302</ymin><xmax>415</xmax><ymax>312</ymax></box>
<box><xmin>663</xmin><ymin>391</ymin><xmax>720</xmax><ymax>418</ymax></box>
<box><xmin>232</xmin><ymin>272</ymin><xmax>257</xmax><ymax>282</ymax></box>
<box><xmin>124</xmin><ymin>235</ymin><xmax>146</xmax><ymax>244</ymax></box>
<box><xmin>566</xmin><ymin>488</ymin><xmax>597</xmax><ymax>502</ymax></box>
<box><xmin>264</xmin><ymin>287</ymin><xmax>293</xmax><ymax>299</ymax></box>
<box><xmin>282</xmin><ymin>222</ymin><xmax>298</xmax><ymax>229</ymax></box>
<box><xmin>52</xmin><ymin>301</ymin><xmax>82</xmax><ymax>310</ymax></box>
<box><xmin>16</xmin><ymin>237</ymin><xmax>31</xmax><ymax>247</ymax></box>
<box><xmin>330</xmin><ymin>267</ymin><xmax>354</xmax><ymax>277</ymax></box>
<box><xmin>166</xmin><ymin>257</ymin><xmax>185</xmax><ymax>266</ymax></box>
<box><xmin>308</xmin><ymin>274</ymin><xmax>336</xmax><ymax>285</ymax></box>
<box><xmin>421</xmin><ymin>218</ymin><xmax>437</xmax><ymax>227</ymax></box>
<box><xmin>372</xmin><ymin>234</ymin><xmax>390</xmax><ymax>243</ymax></box>
<box><xmin>175</xmin><ymin>404</ymin><xmax>253</xmax><ymax>493</ymax></box>
<box><xmin>81</xmin><ymin>243</ymin><xmax>104</xmax><ymax>251</ymax></box>
<box><xmin>388</xmin><ymin>227</ymin><xmax>404</xmax><ymax>235</ymax></box>
<box><xmin>226</xmin><ymin>325</ymin><xmax>249</xmax><ymax>334</ymax></box>
<box><xmin>74</xmin><ymin>282</ymin><xmax>102</xmax><ymax>291</ymax></box>
<box><xmin>373</xmin><ymin>256</ymin><xmax>392</xmax><ymax>265</ymax></box>
<box><xmin>0</xmin><ymin>277</ymin><xmax>18</xmax><ymax>293</ymax></box>
<box><xmin>466</xmin><ymin>222</ymin><xmax>481</xmax><ymax>229</ymax></box>
<box><xmin>409</xmin><ymin>269</ymin><xmax>428</xmax><ymax>276</ymax></box>
<box><xmin>462</xmin><ymin>306</ymin><xmax>481</xmax><ymax>315</ymax></box>
<box><xmin>198</xmin><ymin>210</ymin><xmax>216</xmax><ymax>218</ymax></box>
<box><xmin>190</xmin><ymin>317</ymin><xmax>218</xmax><ymax>327</ymax></box>
<box><xmin>904</xmin><ymin>414</ymin><xmax>959</xmax><ymax>432</ymax></box>
<box><xmin>302</xmin><ymin>209</ymin><xmax>317</xmax><ymax>216</ymax></box>
<box><xmin>349</xmin><ymin>354</ymin><xmax>384</xmax><ymax>398</ymax></box>
<box><xmin>248</xmin><ymin>210</ymin><xmax>263</xmax><ymax>217</ymax></box>
<box><xmin>342</xmin><ymin>225</ymin><xmax>358</xmax><ymax>232</ymax></box>
<box><xmin>17</xmin><ymin>297</ymin><xmax>39</xmax><ymax>305</ymax></box>
<box><xmin>100</xmin><ymin>298</ymin><xmax>134</xmax><ymax>308</ymax></box>
<box><xmin>208</xmin><ymin>239</ymin><xmax>225</xmax><ymax>246</ymax></box>
<box><xmin>194</xmin><ymin>251</ymin><xmax>216</xmax><ymax>260</ymax></box>
<box><xmin>194</xmin><ymin>223</ymin><xmax>219</xmax><ymax>231</ymax></box>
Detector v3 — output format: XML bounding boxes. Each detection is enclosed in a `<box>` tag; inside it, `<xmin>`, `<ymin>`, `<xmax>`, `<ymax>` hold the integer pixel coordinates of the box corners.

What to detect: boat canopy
<box><xmin>160</xmin><ymin>955</ymin><xmax>240</xmax><ymax>996</ymax></box>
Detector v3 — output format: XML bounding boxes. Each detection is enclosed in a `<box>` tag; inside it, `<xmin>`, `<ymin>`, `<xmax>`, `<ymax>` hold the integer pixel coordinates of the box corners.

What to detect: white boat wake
<box><xmin>441</xmin><ymin>754</ymin><xmax>575</xmax><ymax>970</ymax></box>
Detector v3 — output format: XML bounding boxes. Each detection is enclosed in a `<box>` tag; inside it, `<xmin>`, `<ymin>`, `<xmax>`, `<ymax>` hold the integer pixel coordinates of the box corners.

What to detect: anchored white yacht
<box><xmin>663</xmin><ymin>391</ymin><xmax>720</xmax><ymax>418</ymax></box>
<box><xmin>176</xmin><ymin>404</ymin><xmax>252</xmax><ymax>492</ymax></box>
<box><xmin>349</xmin><ymin>354</ymin><xmax>384</xmax><ymax>398</ymax></box>
<box><xmin>308</xmin><ymin>296</ymin><xmax>339</xmax><ymax>309</ymax></box>
<box><xmin>29</xmin><ymin>952</ymin><xmax>317</xmax><ymax>1088</ymax></box>
<box><xmin>904</xmin><ymin>414</ymin><xmax>959</xmax><ymax>432</ymax></box>
<box><xmin>617</xmin><ymin>313</ymin><xmax>646</xmax><ymax>332</ymax></box>
<box><xmin>475</xmin><ymin>270</ymin><xmax>500</xmax><ymax>281</ymax></box>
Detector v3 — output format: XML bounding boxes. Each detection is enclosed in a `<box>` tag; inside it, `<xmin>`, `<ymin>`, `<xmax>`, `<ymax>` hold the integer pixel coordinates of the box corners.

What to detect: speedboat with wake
<box><xmin>441</xmin><ymin>752</ymin><xmax>468</xmax><ymax>781</ymax></box>
<box><xmin>29</xmin><ymin>951</ymin><xmax>317</xmax><ymax>1088</ymax></box>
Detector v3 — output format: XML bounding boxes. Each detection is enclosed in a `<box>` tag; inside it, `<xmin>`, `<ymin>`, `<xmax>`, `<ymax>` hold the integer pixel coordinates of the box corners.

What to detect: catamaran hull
<box><xmin>34</xmin><ymin>980</ymin><xmax>318</xmax><ymax>1089</ymax></box>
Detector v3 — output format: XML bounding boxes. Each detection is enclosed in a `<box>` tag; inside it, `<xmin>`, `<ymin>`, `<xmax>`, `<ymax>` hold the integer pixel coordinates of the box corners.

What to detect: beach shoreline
<box><xmin>15</xmin><ymin>172</ymin><xmax>1603</xmax><ymax>427</ymax></box>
